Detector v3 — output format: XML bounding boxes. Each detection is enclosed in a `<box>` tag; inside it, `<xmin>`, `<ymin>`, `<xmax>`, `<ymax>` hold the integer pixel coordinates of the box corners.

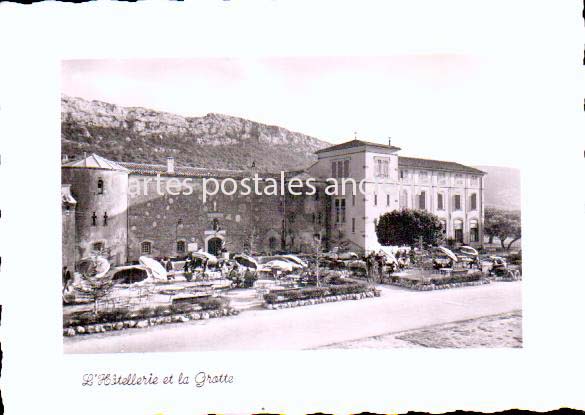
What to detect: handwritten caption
<box><xmin>82</xmin><ymin>372</ymin><xmax>234</xmax><ymax>388</ymax></box>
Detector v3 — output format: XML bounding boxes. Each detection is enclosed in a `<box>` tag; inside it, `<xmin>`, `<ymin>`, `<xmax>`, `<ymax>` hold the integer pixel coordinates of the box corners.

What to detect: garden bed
<box><xmin>63</xmin><ymin>297</ymin><xmax>236</xmax><ymax>337</ymax></box>
<box><xmin>263</xmin><ymin>282</ymin><xmax>380</xmax><ymax>309</ymax></box>
<box><xmin>384</xmin><ymin>272</ymin><xmax>490</xmax><ymax>291</ymax></box>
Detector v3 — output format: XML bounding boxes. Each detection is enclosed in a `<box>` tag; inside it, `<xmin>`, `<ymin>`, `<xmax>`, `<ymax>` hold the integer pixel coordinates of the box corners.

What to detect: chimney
<box><xmin>167</xmin><ymin>157</ymin><xmax>175</xmax><ymax>174</ymax></box>
<box><xmin>388</xmin><ymin>137</ymin><xmax>392</xmax><ymax>148</ymax></box>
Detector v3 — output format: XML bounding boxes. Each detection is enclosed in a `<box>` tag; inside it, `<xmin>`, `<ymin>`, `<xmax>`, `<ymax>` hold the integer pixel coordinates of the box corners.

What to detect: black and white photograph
<box><xmin>60</xmin><ymin>57</ymin><xmax>522</xmax><ymax>353</ymax></box>
<box><xmin>0</xmin><ymin>1</ymin><xmax>583</xmax><ymax>414</ymax></box>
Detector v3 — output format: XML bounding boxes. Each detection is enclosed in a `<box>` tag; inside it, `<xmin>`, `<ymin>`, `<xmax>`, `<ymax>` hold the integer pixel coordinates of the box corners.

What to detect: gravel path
<box><xmin>317</xmin><ymin>310</ymin><xmax>522</xmax><ymax>349</ymax></box>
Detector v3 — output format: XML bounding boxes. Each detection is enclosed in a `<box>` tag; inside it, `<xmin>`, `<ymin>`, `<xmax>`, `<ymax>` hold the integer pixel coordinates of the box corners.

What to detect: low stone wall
<box><xmin>386</xmin><ymin>279</ymin><xmax>490</xmax><ymax>291</ymax></box>
<box><xmin>264</xmin><ymin>289</ymin><xmax>381</xmax><ymax>310</ymax></box>
<box><xmin>63</xmin><ymin>307</ymin><xmax>238</xmax><ymax>337</ymax></box>
<box><xmin>491</xmin><ymin>274</ymin><xmax>522</xmax><ymax>282</ymax></box>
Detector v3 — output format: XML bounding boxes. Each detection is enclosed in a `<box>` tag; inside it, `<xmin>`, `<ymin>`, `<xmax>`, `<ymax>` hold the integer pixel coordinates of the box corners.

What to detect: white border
<box><xmin>0</xmin><ymin>1</ymin><xmax>584</xmax><ymax>414</ymax></box>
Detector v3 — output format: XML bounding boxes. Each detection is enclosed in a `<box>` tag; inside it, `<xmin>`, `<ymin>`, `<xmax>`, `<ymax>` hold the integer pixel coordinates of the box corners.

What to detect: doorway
<box><xmin>207</xmin><ymin>237</ymin><xmax>223</xmax><ymax>256</ymax></box>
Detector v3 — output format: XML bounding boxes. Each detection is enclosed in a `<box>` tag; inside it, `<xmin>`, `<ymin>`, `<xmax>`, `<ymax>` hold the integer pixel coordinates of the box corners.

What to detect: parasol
<box><xmin>437</xmin><ymin>246</ymin><xmax>458</xmax><ymax>263</ymax></box>
<box><xmin>139</xmin><ymin>256</ymin><xmax>168</xmax><ymax>281</ymax></box>
<box><xmin>234</xmin><ymin>254</ymin><xmax>259</xmax><ymax>269</ymax></box>
<box><xmin>460</xmin><ymin>246</ymin><xmax>479</xmax><ymax>256</ymax></box>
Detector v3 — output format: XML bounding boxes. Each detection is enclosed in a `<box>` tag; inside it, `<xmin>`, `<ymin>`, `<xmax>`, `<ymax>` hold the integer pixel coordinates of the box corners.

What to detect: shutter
<box><xmin>343</xmin><ymin>160</ymin><xmax>349</xmax><ymax>178</ymax></box>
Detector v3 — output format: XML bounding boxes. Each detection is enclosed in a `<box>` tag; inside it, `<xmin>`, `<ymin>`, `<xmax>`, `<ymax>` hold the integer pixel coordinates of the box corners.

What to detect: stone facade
<box><xmin>61</xmin><ymin>141</ymin><xmax>486</xmax><ymax>266</ymax></box>
<box><xmin>61</xmin><ymin>184</ymin><xmax>77</xmax><ymax>271</ymax></box>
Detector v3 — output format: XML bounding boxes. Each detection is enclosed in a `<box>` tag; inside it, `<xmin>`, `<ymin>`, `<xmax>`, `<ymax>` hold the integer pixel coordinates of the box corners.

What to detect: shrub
<box><xmin>263</xmin><ymin>282</ymin><xmax>370</xmax><ymax>304</ymax></box>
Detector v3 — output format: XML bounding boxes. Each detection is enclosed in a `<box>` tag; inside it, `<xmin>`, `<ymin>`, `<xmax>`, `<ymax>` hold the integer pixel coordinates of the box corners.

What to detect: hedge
<box><xmin>64</xmin><ymin>297</ymin><xmax>230</xmax><ymax>328</ymax></box>
<box><xmin>263</xmin><ymin>282</ymin><xmax>370</xmax><ymax>304</ymax></box>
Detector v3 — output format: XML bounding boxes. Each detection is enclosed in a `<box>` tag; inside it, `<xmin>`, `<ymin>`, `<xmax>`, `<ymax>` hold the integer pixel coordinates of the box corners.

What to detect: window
<box><xmin>470</xmin><ymin>176</ymin><xmax>479</xmax><ymax>186</ymax></box>
<box><xmin>352</xmin><ymin>217</ymin><xmax>356</xmax><ymax>233</ymax></box>
<box><xmin>470</xmin><ymin>221</ymin><xmax>479</xmax><ymax>242</ymax></box>
<box><xmin>418</xmin><ymin>191</ymin><xmax>426</xmax><ymax>210</ymax></box>
<box><xmin>454</xmin><ymin>220</ymin><xmax>464</xmax><ymax>243</ymax></box>
<box><xmin>92</xmin><ymin>242</ymin><xmax>104</xmax><ymax>252</ymax></box>
<box><xmin>386</xmin><ymin>194</ymin><xmax>390</xmax><ymax>207</ymax></box>
<box><xmin>453</xmin><ymin>194</ymin><xmax>461</xmax><ymax>210</ymax></box>
<box><xmin>335</xmin><ymin>198</ymin><xmax>346</xmax><ymax>223</ymax></box>
<box><xmin>375</xmin><ymin>158</ymin><xmax>390</xmax><ymax>177</ymax></box>
<box><xmin>318</xmin><ymin>212</ymin><xmax>322</xmax><ymax>225</ymax></box>
<box><xmin>103</xmin><ymin>211</ymin><xmax>108</xmax><ymax>226</ymax></box>
<box><xmin>331</xmin><ymin>159</ymin><xmax>350</xmax><ymax>178</ymax></box>
<box><xmin>419</xmin><ymin>171</ymin><xmax>429</xmax><ymax>183</ymax></box>
<box><xmin>399</xmin><ymin>189</ymin><xmax>408</xmax><ymax>209</ymax></box>
<box><xmin>374</xmin><ymin>194</ymin><xmax>378</xmax><ymax>206</ymax></box>
<box><xmin>141</xmin><ymin>241</ymin><xmax>152</xmax><ymax>255</ymax></box>
<box><xmin>97</xmin><ymin>178</ymin><xmax>104</xmax><ymax>195</ymax></box>
<box><xmin>176</xmin><ymin>240</ymin><xmax>186</xmax><ymax>253</ymax></box>
<box><xmin>438</xmin><ymin>172</ymin><xmax>447</xmax><ymax>185</ymax></box>
<box><xmin>91</xmin><ymin>212</ymin><xmax>97</xmax><ymax>226</ymax></box>
<box><xmin>312</xmin><ymin>213</ymin><xmax>316</xmax><ymax>224</ymax></box>
<box><xmin>437</xmin><ymin>193</ymin><xmax>444</xmax><ymax>210</ymax></box>
<box><xmin>470</xmin><ymin>193</ymin><xmax>477</xmax><ymax>210</ymax></box>
<box><xmin>269</xmin><ymin>236</ymin><xmax>278</xmax><ymax>251</ymax></box>
<box><xmin>400</xmin><ymin>170</ymin><xmax>406</xmax><ymax>180</ymax></box>
<box><xmin>455</xmin><ymin>174</ymin><xmax>464</xmax><ymax>185</ymax></box>
<box><xmin>352</xmin><ymin>194</ymin><xmax>355</xmax><ymax>206</ymax></box>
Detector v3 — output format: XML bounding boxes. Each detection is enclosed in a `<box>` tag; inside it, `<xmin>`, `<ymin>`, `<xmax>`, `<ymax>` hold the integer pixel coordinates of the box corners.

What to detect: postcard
<box><xmin>0</xmin><ymin>1</ymin><xmax>583</xmax><ymax>414</ymax></box>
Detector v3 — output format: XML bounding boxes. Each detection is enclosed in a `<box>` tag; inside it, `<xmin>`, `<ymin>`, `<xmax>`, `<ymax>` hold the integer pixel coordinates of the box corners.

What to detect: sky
<box><xmin>62</xmin><ymin>56</ymin><xmax>531</xmax><ymax>168</ymax></box>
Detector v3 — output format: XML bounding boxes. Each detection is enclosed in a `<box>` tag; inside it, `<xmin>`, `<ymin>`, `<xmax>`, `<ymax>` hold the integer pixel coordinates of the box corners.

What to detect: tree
<box><xmin>74</xmin><ymin>255</ymin><xmax>114</xmax><ymax>315</ymax></box>
<box><xmin>376</xmin><ymin>209</ymin><xmax>443</xmax><ymax>247</ymax></box>
<box><xmin>484</xmin><ymin>208</ymin><xmax>521</xmax><ymax>250</ymax></box>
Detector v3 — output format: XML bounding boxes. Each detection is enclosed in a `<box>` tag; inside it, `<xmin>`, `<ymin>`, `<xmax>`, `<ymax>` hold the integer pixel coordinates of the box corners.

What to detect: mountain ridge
<box><xmin>61</xmin><ymin>95</ymin><xmax>330</xmax><ymax>172</ymax></box>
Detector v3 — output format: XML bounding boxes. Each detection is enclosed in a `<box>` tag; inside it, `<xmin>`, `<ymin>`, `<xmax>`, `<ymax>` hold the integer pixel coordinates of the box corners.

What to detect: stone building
<box><xmin>61</xmin><ymin>139</ymin><xmax>485</xmax><ymax>267</ymax></box>
<box><xmin>308</xmin><ymin>139</ymin><xmax>486</xmax><ymax>252</ymax></box>
<box><xmin>61</xmin><ymin>184</ymin><xmax>77</xmax><ymax>271</ymax></box>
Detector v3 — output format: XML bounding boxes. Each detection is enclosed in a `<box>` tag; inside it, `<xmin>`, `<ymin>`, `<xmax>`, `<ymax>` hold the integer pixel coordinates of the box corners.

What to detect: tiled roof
<box><xmin>398</xmin><ymin>156</ymin><xmax>485</xmax><ymax>175</ymax></box>
<box><xmin>62</xmin><ymin>153</ymin><xmax>128</xmax><ymax>171</ymax></box>
<box><xmin>118</xmin><ymin>162</ymin><xmax>247</xmax><ymax>178</ymax></box>
<box><xmin>315</xmin><ymin>139</ymin><xmax>401</xmax><ymax>154</ymax></box>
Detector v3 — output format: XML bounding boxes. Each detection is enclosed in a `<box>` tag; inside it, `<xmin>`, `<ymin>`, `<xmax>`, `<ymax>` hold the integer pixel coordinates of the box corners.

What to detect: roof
<box><xmin>315</xmin><ymin>139</ymin><xmax>401</xmax><ymax>154</ymax></box>
<box><xmin>62</xmin><ymin>153</ymin><xmax>128</xmax><ymax>171</ymax></box>
<box><xmin>398</xmin><ymin>156</ymin><xmax>485</xmax><ymax>175</ymax></box>
<box><xmin>118</xmin><ymin>162</ymin><xmax>247</xmax><ymax>178</ymax></box>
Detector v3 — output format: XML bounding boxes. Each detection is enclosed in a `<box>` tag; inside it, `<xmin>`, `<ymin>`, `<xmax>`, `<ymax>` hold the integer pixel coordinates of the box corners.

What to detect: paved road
<box><xmin>63</xmin><ymin>281</ymin><xmax>521</xmax><ymax>353</ymax></box>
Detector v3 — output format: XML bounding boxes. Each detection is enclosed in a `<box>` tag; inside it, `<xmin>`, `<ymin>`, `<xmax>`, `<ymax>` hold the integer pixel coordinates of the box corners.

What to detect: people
<box><xmin>164</xmin><ymin>257</ymin><xmax>175</xmax><ymax>280</ymax></box>
<box><xmin>62</xmin><ymin>266</ymin><xmax>73</xmax><ymax>294</ymax></box>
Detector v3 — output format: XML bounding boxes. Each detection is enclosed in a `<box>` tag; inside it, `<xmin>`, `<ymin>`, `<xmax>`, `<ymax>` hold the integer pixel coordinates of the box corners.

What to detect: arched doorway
<box><xmin>207</xmin><ymin>237</ymin><xmax>223</xmax><ymax>256</ymax></box>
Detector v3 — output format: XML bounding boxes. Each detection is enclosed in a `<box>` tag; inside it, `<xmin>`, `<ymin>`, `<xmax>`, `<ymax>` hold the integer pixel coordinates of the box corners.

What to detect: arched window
<box><xmin>92</xmin><ymin>242</ymin><xmax>104</xmax><ymax>252</ymax></box>
<box><xmin>454</xmin><ymin>220</ymin><xmax>464</xmax><ymax>243</ymax></box>
<box><xmin>469</xmin><ymin>220</ymin><xmax>479</xmax><ymax>242</ymax></box>
<box><xmin>176</xmin><ymin>240</ymin><xmax>186</xmax><ymax>254</ymax></box>
<box><xmin>141</xmin><ymin>241</ymin><xmax>152</xmax><ymax>255</ymax></box>
<box><xmin>97</xmin><ymin>178</ymin><xmax>104</xmax><ymax>195</ymax></box>
<box><xmin>268</xmin><ymin>236</ymin><xmax>278</xmax><ymax>251</ymax></box>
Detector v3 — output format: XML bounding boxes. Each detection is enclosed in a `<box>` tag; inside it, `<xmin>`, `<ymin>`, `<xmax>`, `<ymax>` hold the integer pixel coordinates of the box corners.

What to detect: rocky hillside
<box><xmin>61</xmin><ymin>95</ymin><xmax>330</xmax><ymax>171</ymax></box>
<box><xmin>475</xmin><ymin>165</ymin><xmax>521</xmax><ymax>211</ymax></box>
